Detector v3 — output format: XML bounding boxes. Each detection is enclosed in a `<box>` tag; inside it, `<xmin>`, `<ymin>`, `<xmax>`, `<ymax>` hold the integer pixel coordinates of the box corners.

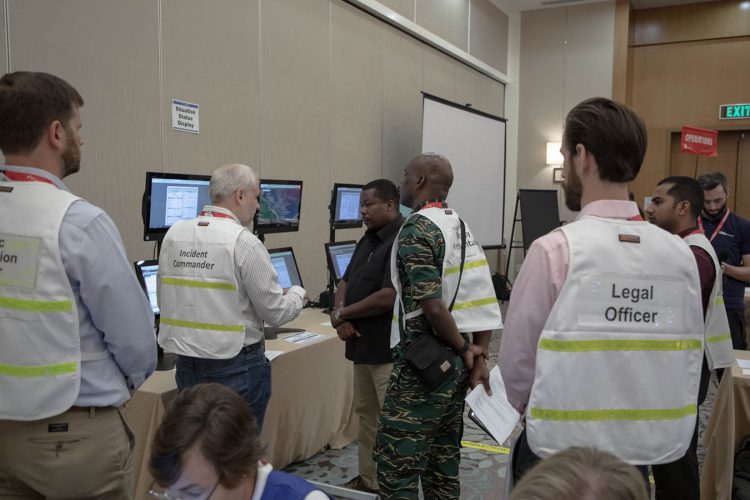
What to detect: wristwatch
<box><xmin>456</xmin><ymin>339</ymin><xmax>469</xmax><ymax>356</ymax></box>
<box><xmin>334</xmin><ymin>308</ymin><xmax>343</xmax><ymax>323</ymax></box>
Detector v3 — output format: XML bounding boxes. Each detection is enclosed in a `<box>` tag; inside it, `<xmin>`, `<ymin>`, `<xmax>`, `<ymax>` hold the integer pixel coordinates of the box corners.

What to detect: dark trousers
<box><xmin>718</xmin><ymin>308</ymin><xmax>745</xmax><ymax>381</ymax></box>
<box><xmin>727</xmin><ymin>307</ymin><xmax>747</xmax><ymax>351</ymax></box>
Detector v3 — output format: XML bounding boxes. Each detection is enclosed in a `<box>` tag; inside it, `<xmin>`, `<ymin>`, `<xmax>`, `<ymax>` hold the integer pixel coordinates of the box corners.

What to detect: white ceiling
<box><xmin>490</xmin><ymin>0</ymin><xmax>718</xmax><ymax>13</ymax></box>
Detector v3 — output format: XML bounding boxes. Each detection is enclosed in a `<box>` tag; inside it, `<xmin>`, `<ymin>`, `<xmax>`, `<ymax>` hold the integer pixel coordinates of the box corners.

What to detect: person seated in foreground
<box><xmin>509</xmin><ymin>447</ymin><xmax>649</xmax><ymax>500</ymax></box>
<box><xmin>148</xmin><ymin>383</ymin><xmax>329</xmax><ymax>499</ymax></box>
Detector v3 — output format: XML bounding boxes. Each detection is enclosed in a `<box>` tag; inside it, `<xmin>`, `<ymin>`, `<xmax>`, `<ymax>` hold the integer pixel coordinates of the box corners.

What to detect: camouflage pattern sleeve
<box><xmin>397</xmin><ymin>215</ymin><xmax>445</xmax><ymax>304</ymax></box>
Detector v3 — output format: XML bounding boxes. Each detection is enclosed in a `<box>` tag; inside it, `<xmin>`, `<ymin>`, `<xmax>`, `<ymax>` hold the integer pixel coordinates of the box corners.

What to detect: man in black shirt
<box><xmin>330</xmin><ymin>179</ymin><xmax>403</xmax><ymax>494</ymax></box>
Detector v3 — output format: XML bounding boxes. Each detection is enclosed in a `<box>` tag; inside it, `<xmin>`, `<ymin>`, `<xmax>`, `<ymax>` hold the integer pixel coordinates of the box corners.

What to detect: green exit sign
<box><xmin>720</xmin><ymin>103</ymin><xmax>750</xmax><ymax>120</ymax></box>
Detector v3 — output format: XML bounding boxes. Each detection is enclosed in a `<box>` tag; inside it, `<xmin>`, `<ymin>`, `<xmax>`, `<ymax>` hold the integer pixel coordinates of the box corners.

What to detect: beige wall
<box><xmin>516</xmin><ymin>1</ymin><xmax>615</xmax><ymax>230</ymax></box>
<box><xmin>2</xmin><ymin>0</ymin><xmax>507</xmax><ymax>296</ymax></box>
<box><xmin>354</xmin><ymin>0</ymin><xmax>508</xmax><ymax>74</ymax></box>
<box><xmin>471</xmin><ymin>0</ymin><xmax>509</xmax><ymax>75</ymax></box>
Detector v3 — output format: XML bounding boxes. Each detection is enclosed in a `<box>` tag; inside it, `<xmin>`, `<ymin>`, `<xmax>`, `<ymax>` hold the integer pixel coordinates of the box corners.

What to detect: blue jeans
<box><xmin>175</xmin><ymin>343</ymin><xmax>272</xmax><ymax>431</ymax></box>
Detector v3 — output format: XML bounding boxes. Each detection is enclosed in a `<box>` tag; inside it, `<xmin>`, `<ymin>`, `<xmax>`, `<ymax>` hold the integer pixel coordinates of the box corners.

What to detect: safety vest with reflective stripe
<box><xmin>684</xmin><ymin>232</ymin><xmax>734</xmax><ymax>369</ymax></box>
<box><xmin>389</xmin><ymin>207</ymin><xmax>503</xmax><ymax>348</ymax></box>
<box><xmin>526</xmin><ymin>216</ymin><xmax>704</xmax><ymax>465</ymax></box>
<box><xmin>158</xmin><ymin>215</ymin><xmax>246</xmax><ymax>359</ymax></box>
<box><xmin>0</xmin><ymin>180</ymin><xmax>82</xmax><ymax>420</ymax></box>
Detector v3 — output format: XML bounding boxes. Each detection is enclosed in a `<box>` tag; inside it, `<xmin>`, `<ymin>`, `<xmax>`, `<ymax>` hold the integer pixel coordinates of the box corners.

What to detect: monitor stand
<box><xmin>264</xmin><ymin>326</ymin><xmax>304</xmax><ymax>340</ymax></box>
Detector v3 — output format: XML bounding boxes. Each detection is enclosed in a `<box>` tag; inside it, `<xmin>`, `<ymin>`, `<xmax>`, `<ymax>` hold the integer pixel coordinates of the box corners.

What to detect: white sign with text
<box><xmin>171</xmin><ymin>99</ymin><xmax>200</xmax><ymax>134</ymax></box>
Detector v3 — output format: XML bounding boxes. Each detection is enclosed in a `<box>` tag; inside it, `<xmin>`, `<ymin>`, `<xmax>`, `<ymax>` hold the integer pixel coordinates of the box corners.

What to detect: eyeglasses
<box><xmin>148</xmin><ymin>478</ymin><xmax>221</xmax><ymax>500</ymax></box>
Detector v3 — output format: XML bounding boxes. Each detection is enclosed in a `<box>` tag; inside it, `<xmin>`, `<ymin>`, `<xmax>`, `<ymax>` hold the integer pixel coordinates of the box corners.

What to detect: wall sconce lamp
<box><xmin>546</xmin><ymin>142</ymin><xmax>563</xmax><ymax>165</ymax></box>
<box><xmin>546</xmin><ymin>142</ymin><xmax>564</xmax><ymax>183</ymax></box>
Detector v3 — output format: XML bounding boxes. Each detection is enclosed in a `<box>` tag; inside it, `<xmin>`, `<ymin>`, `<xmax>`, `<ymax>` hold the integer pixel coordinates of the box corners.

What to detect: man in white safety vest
<box><xmin>646</xmin><ymin>175</ymin><xmax>733</xmax><ymax>500</ymax></box>
<box><xmin>373</xmin><ymin>153</ymin><xmax>503</xmax><ymax>498</ymax></box>
<box><xmin>499</xmin><ymin>98</ymin><xmax>705</xmax><ymax>488</ymax></box>
<box><xmin>0</xmin><ymin>71</ymin><xmax>157</xmax><ymax>498</ymax></box>
<box><xmin>158</xmin><ymin>163</ymin><xmax>305</xmax><ymax>431</ymax></box>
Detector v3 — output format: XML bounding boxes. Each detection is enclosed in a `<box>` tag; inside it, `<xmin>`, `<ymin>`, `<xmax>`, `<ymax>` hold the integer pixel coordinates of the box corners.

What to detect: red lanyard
<box><xmin>420</xmin><ymin>202</ymin><xmax>447</xmax><ymax>211</ymax></box>
<box><xmin>2</xmin><ymin>170</ymin><xmax>58</xmax><ymax>187</ymax></box>
<box><xmin>628</xmin><ymin>214</ymin><xmax>644</xmax><ymax>221</ymax></box>
<box><xmin>698</xmin><ymin>211</ymin><xmax>730</xmax><ymax>242</ymax></box>
<box><xmin>199</xmin><ymin>210</ymin><xmax>235</xmax><ymax>220</ymax></box>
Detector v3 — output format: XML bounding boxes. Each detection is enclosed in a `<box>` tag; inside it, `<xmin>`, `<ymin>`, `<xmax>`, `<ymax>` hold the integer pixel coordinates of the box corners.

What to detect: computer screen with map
<box><xmin>267</xmin><ymin>247</ymin><xmax>303</xmax><ymax>289</ymax></box>
<box><xmin>143</xmin><ymin>171</ymin><xmax>211</xmax><ymax>241</ymax></box>
<box><xmin>254</xmin><ymin>179</ymin><xmax>303</xmax><ymax>234</ymax></box>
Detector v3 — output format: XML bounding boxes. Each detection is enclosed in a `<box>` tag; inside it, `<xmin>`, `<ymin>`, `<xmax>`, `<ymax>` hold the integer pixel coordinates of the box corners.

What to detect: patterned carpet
<box><xmin>284</xmin><ymin>301</ymin><xmax>718</xmax><ymax>499</ymax></box>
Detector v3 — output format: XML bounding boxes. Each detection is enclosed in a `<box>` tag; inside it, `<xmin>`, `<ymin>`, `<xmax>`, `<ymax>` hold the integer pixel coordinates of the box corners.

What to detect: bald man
<box><xmin>157</xmin><ymin>164</ymin><xmax>305</xmax><ymax>431</ymax></box>
<box><xmin>373</xmin><ymin>153</ymin><xmax>503</xmax><ymax>499</ymax></box>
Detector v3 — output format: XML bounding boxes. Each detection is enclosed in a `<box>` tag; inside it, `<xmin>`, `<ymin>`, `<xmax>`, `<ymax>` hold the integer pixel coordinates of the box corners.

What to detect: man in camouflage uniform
<box><xmin>373</xmin><ymin>153</ymin><xmax>503</xmax><ymax>499</ymax></box>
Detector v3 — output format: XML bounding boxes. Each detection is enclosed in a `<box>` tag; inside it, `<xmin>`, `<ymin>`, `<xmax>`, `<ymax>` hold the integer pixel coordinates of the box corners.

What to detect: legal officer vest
<box><xmin>526</xmin><ymin>216</ymin><xmax>704</xmax><ymax>465</ymax></box>
<box><xmin>158</xmin><ymin>215</ymin><xmax>246</xmax><ymax>359</ymax></box>
<box><xmin>684</xmin><ymin>232</ymin><xmax>734</xmax><ymax>369</ymax></box>
<box><xmin>0</xmin><ymin>180</ymin><xmax>82</xmax><ymax>420</ymax></box>
<box><xmin>390</xmin><ymin>207</ymin><xmax>503</xmax><ymax>348</ymax></box>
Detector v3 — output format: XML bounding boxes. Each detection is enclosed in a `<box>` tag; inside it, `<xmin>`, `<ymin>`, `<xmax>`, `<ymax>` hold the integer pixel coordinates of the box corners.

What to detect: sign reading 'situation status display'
<box><xmin>172</xmin><ymin>99</ymin><xmax>200</xmax><ymax>133</ymax></box>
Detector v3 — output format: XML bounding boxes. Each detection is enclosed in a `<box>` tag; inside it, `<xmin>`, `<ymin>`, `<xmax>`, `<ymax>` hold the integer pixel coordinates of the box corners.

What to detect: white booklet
<box><xmin>465</xmin><ymin>365</ymin><xmax>520</xmax><ymax>445</ymax></box>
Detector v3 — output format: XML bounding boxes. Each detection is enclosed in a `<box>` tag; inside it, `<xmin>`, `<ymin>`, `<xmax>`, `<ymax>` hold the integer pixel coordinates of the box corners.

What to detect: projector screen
<box><xmin>421</xmin><ymin>93</ymin><xmax>506</xmax><ymax>247</ymax></box>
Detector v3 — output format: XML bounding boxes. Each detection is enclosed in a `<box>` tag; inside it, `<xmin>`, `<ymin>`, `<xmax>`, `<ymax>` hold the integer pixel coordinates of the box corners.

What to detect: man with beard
<box><xmin>330</xmin><ymin>179</ymin><xmax>402</xmax><ymax>494</ymax></box>
<box><xmin>0</xmin><ymin>72</ymin><xmax>157</xmax><ymax>497</ymax></box>
<box><xmin>499</xmin><ymin>98</ymin><xmax>704</xmax><ymax>488</ymax></box>
<box><xmin>646</xmin><ymin>176</ymin><xmax>733</xmax><ymax>500</ymax></box>
<box><xmin>698</xmin><ymin>171</ymin><xmax>750</xmax><ymax>350</ymax></box>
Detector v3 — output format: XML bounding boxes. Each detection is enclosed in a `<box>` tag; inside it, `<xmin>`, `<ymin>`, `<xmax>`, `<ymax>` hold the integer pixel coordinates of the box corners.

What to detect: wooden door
<box><xmin>669</xmin><ymin>130</ymin><xmax>741</xmax><ymax>212</ymax></box>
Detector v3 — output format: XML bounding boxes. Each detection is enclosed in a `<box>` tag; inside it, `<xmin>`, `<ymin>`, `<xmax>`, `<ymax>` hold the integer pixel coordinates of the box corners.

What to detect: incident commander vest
<box><xmin>526</xmin><ymin>216</ymin><xmax>704</xmax><ymax>465</ymax></box>
<box><xmin>158</xmin><ymin>214</ymin><xmax>246</xmax><ymax>359</ymax></box>
<box><xmin>389</xmin><ymin>206</ymin><xmax>503</xmax><ymax>348</ymax></box>
<box><xmin>0</xmin><ymin>180</ymin><xmax>83</xmax><ymax>420</ymax></box>
<box><xmin>684</xmin><ymin>232</ymin><xmax>734</xmax><ymax>370</ymax></box>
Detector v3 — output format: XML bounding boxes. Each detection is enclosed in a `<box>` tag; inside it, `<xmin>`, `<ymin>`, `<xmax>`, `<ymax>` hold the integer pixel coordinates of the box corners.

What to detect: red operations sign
<box><xmin>680</xmin><ymin>126</ymin><xmax>718</xmax><ymax>156</ymax></box>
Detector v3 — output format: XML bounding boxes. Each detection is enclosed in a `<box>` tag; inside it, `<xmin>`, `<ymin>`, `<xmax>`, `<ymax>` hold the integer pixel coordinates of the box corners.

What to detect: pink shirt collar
<box><xmin>577</xmin><ymin>200</ymin><xmax>641</xmax><ymax>221</ymax></box>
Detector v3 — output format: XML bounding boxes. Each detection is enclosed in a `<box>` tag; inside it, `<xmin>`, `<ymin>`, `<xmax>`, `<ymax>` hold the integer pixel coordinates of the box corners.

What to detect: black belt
<box><xmin>240</xmin><ymin>342</ymin><xmax>263</xmax><ymax>353</ymax></box>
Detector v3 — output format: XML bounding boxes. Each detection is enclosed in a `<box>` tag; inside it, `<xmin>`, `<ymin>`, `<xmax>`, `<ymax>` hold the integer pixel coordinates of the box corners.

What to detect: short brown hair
<box><xmin>149</xmin><ymin>383</ymin><xmax>262</xmax><ymax>489</ymax></box>
<box><xmin>563</xmin><ymin>97</ymin><xmax>647</xmax><ymax>183</ymax></box>
<box><xmin>0</xmin><ymin>71</ymin><xmax>84</xmax><ymax>155</ymax></box>
<box><xmin>510</xmin><ymin>447</ymin><xmax>649</xmax><ymax>500</ymax></box>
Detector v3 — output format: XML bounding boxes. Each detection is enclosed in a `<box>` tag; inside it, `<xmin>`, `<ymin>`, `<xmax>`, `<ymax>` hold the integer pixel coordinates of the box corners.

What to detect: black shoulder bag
<box><xmin>401</xmin><ymin>218</ymin><xmax>467</xmax><ymax>390</ymax></box>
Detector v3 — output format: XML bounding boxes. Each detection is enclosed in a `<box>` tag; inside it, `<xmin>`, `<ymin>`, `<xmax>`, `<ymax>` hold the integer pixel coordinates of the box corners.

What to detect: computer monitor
<box><xmin>325</xmin><ymin>240</ymin><xmax>357</xmax><ymax>282</ymax></box>
<box><xmin>254</xmin><ymin>180</ymin><xmax>303</xmax><ymax>234</ymax></box>
<box><xmin>142</xmin><ymin>171</ymin><xmax>211</xmax><ymax>241</ymax></box>
<box><xmin>267</xmin><ymin>247</ymin><xmax>304</xmax><ymax>289</ymax></box>
<box><xmin>134</xmin><ymin>260</ymin><xmax>160</xmax><ymax>318</ymax></box>
<box><xmin>331</xmin><ymin>183</ymin><xmax>363</xmax><ymax>229</ymax></box>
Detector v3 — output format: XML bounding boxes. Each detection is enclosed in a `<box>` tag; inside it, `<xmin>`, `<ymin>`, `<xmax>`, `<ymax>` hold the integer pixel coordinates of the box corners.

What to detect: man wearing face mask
<box><xmin>499</xmin><ymin>98</ymin><xmax>704</xmax><ymax>484</ymax></box>
<box><xmin>697</xmin><ymin>171</ymin><xmax>750</xmax><ymax>350</ymax></box>
<box><xmin>158</xmin><ymin>163</ymin><xmax>305</xmax><ymax>431</ymax></box>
